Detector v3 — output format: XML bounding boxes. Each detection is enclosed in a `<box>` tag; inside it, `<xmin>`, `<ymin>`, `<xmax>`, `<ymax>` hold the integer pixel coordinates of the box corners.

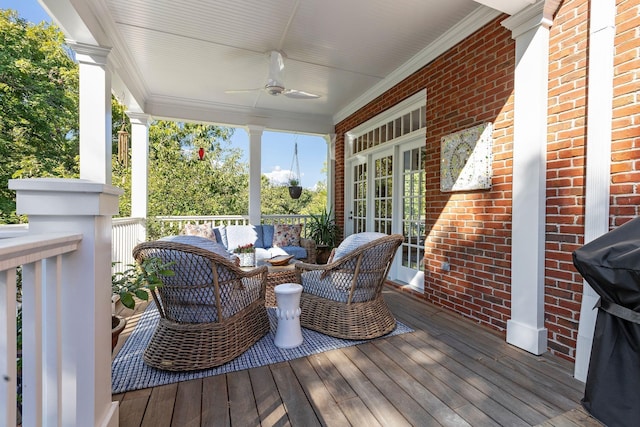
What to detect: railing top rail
<box><xmin>154</xmin><ymin>215</ymin><xmax>249</xmax><ymax>221</ymax></box>
<box><xmin>112</xmin><ymin>217</ymin><xmax>145</xmax><ymax>225</ymax></box>
<box><xmin>0</xmin><ymin>232</ymin><xmax>82</xmax><ymax>270</ymax></box>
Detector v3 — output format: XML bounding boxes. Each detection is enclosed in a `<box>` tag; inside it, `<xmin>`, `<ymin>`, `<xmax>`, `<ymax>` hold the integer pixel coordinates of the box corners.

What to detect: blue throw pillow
<box><xmin>262</xmin><ymin>224</ymin><xmax>274</xmax><ymax>248</ymax></box>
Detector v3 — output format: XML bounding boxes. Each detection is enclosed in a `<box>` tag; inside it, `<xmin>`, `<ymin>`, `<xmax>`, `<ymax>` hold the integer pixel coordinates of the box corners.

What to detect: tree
<box><xmin>0</xmin><ymin>10</ymin><xmax>79</xmax><ymax>223</ymax></box>
<box><xmin>260</xmin><ymin>175</ymin><xmax>314</xmax><ymax>215</ymax></box>
<box><xmin>113</xmin><ymin>120</ymin><xmax>246</xmax><ymax>217</ymax></box>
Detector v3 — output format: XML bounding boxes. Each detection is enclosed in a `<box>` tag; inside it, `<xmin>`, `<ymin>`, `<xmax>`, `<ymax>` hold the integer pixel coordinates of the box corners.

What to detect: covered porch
<box><xmin>3</xmin><ymin>0</ymin><xmax>632</xmax><ymax>425</ymax></box>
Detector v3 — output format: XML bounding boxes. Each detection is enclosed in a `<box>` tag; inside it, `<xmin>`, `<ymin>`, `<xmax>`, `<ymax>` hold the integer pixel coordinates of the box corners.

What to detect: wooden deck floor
<box><xmin>112</xmin><ymin>288</ymin><xmax>602</xmax><ymax>427</ymax></box>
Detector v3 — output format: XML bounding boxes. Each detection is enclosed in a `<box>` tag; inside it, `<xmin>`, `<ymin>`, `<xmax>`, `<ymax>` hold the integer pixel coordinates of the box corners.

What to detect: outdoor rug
<box><xmin>112</xmin><ymin>302</ymin><xmax>413</xmax><ymax>393</ymax></box>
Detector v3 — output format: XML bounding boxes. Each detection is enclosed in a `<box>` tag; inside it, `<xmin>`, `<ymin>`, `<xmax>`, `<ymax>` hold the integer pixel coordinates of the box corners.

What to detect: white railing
<box><xmin>112</xmin><ymin>217</ymin><xmax>145</xmax><ymax>273</ymax></box>
<box><xmin>0</xmin><ymin>232</ymin><xmax>82</xmax><ymax>427</ymax></box>
<box><xmin>0</xmin><ymin>224</ymin><xmax>29</xmax><ymax>240</ymax></box>
<box><xmin>9</xmin><ymin>215</ymin><xmax>316</xmax><ymax>279</ymax></box>
<box><xmin>151</xmin><ymin>214</ymin><xmax>314</xmax><ymax>238</ymax></box>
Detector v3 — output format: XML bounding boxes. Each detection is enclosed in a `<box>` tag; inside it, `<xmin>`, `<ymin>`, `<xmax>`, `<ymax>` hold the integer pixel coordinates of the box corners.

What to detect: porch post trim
<box><xmin>128</xmin><ymin>112</ymin><xmax>152</xmax><ymax>224</ymax></box>
<box><xmin>247</xmin><ymin>125</ymin><xmax>264</xmax><ymax>225</ymax></box>
<box><xmin>502</xmin><ymin>2</ymin><xmax>550</xmax><ymax>355</ymax></box>
<box><xmin>325</xmin><ymin>133</ymin><xmax>336</xmax><ymax>212</ymax></box>
<box><xmin>67</xmin><ymin>41</ymin><xmax>113</xmax><ymax>185</ymax></box>
<box><xmin>574</xmin><ymin>0</ymin><xmax>616</xmax><ymax>382</ymax></box>
<box><xmin>9</xmin><ymin>178</ymin><xmax>123</xmax><ymax>427</ymax></box>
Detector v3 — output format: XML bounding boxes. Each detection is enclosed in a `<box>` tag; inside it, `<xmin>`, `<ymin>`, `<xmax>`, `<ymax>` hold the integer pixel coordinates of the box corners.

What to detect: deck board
<box><xmin>113</xmin><ymin>287</ymin><xmax>599</xmax><ymax>426</ymax></box>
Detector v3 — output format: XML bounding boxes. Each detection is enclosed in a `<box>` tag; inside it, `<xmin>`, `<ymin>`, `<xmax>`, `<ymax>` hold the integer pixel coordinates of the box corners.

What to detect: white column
<box><xmin>67</xmin><ymin>42</ymin><xmax>113</xmax><ymax>185</ymax></box>
<box><xmin>324</xmin><ymin>134</ymin><xmax>336</xmax><ymax>212</ymax></box>
<box><xmin>502</xmin><ymin>3</ymin><xmax>551</xmax><ymax>355</ymax></box>
<box><xmin>128</xmin><ymin>113</ymin><xmax>151</xmax><ymax>221</ymax></box>
<box><xmin>9</xmin><ymin>178</ymin><xmax>123</xmax><ymax>427</ymax></box>
<box><xmin>248</xmin><ymin>125</ymin><xmax>264</xmax><ymax>224</ymax></box>
<box><xmin>574</xmin><ymin>0</ymin><xmax>616</xmax><ymax>382</ymax></box>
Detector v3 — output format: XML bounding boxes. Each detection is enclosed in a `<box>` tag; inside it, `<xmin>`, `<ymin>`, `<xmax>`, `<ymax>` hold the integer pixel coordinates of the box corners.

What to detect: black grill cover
<box><xmin>572</xmin><ymin>217</ymin><xmax>640</xmax><ymax>427</ymax></box>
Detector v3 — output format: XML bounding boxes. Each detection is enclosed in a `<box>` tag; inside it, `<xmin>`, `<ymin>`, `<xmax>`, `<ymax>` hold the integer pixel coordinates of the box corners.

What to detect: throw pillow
<box><xmin>273</xmin><ymin>223</ymin><xmax>302</xmax><ymax>248</ymax></box>
<box><xmin>180</xmin><ymin>223</ymin><xmax>217</xmax><ymax>242</ymax></box>
<box><xmin>332</xmin><ymin>232</ymin><xmax>387</xmax><ymax>261</ymax></box>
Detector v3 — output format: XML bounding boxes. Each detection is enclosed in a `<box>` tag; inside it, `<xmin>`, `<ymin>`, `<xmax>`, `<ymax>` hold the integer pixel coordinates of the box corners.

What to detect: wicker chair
<box><xmin>133</xmin><ymin>241</ymin><xmax>270</xmax><ymax>371</ymax></box>
<box><xmin>294</xmin><ymin>233</ymin><xmax>404</xmax><ymax>340</ymax></box>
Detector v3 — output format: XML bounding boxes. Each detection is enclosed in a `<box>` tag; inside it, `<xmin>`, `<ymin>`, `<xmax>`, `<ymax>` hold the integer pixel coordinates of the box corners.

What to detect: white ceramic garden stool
<box><xmin>273</xmin><ymin>283</ymin><xmax>304</xmax><ymax>348</ymax></box>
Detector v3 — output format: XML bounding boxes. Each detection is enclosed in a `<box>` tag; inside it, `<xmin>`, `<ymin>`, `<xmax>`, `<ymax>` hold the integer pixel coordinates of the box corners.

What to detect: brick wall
<box><xmin>544</xmin><ymin>0</ymin><xmax>640</xmax><ymax>362</ymax></box>
<box><xmin>545</xmin><ymin>0</ymin><xmax>589</xmax><ymax>361</ymax></box>
<box><xmin>335</xmin><ymin>17</ymin><xmax>517</xmax><ymax>334</ymax></box>
<box><xmin>334</xmin><ymin>0</ymin><xmax>640</xmax><ymax>363</ymax></box>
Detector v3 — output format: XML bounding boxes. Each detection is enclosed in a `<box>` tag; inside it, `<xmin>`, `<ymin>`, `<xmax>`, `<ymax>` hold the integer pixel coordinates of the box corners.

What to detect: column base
<box><xmin>506</xmin><ymin>319</ymin><xmax>547</xmax><ymax>355</ymax></box>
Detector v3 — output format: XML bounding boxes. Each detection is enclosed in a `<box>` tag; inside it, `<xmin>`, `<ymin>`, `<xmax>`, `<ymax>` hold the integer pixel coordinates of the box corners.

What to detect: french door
<box><xmin>346</xmin><ymin>139</ymin><xmax>425</xmax><ymax>290</ymax></box>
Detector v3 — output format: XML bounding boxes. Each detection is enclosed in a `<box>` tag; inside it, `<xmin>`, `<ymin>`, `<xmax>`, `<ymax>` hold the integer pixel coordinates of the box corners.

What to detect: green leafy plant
<box><xmin>308</xmin><ymin>207</ymin><xmax>340</xmax><ymax>248</ymax></box>
<box><xmin>112</xmin><ymin>257</ymin><xmax>175</xmax><ymax>309</ymax></box>
<box><xmin>288</xmin><ymin>178</ymin><xmax>300</xmax><ymax>187</ymax></box>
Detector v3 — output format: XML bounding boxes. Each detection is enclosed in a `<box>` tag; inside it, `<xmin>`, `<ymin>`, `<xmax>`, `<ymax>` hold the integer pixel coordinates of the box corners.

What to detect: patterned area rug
<box><xmin>112</xmin><ymin>302</ymin><xmax>413</xmax><ymax>394</ymax></box>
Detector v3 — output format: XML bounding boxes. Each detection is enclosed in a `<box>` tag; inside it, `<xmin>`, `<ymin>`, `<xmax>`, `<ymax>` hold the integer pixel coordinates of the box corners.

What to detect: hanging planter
<box><xmin>287</xmin><ymin>140</ymin><xmax>303</xmax><ymax>199</ymax></box>
<box><xmin>288</xmin><ymin>179</ymin><xmax>302</xmax><ymax>199</ymax></box>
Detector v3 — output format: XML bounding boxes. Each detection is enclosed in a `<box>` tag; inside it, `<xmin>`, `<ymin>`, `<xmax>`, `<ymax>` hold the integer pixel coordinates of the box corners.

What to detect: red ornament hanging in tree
<box><xmin>198</xmin><ymin>147</ymin><xmax>205</xmax><ymax>160</ymax></box>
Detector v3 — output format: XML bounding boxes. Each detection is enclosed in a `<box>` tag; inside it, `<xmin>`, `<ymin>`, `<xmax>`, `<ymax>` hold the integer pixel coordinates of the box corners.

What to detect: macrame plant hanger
<box><xmin>287</xmin><ymin>139</ymin><xmax>302</xmax><ymax>199</ymax></box>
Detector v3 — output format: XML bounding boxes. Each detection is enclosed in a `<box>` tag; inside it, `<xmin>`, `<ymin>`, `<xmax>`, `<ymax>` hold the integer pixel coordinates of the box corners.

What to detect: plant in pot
<box><xmin>288</xmin><ymin>177</ymin><xmax>303</xmax><ymax>199</ymax></box>
<box><xmin>234</xmin><ymin>243</ymin><xmax>256</xmax><ymax>267</ymax></box>
<box><xmin>111</xmin><ymin>257</ymin><xmax>174</xmax><ymax>351</ymax></box>
<box><xmin>308</xmin><ymin>207</ymin><xmax>341</xmax><ymax>264</ymax></box>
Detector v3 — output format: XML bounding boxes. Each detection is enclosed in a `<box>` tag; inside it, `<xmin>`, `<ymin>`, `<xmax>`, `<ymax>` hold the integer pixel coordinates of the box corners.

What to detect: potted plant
<box><xmin>234</xmin><ymin>243</ymin><xmax>256</xmax><ymax>267</ymax></box>
<box><xmin>288</xmin><ymin>178</ymin><xmax>302</xmax><ymax>199</ymax></box>
<box><xmin>111</xmin><ymin>257</ymin><xmax>174</xmax><ymax>351</ymax></box>
<box><xmin>307</xmin><ymin>207</ymin><xmax>341</xmax><ymax>264</ymax></box>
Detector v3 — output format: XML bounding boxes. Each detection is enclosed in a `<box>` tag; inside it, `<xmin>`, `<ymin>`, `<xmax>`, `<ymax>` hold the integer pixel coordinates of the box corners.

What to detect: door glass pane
<box><xmin>401</xmin><ymin>146</ymin><xmax>426</xmax><ymax>270</ymax></box>
<box><xmin>352</xmin><ymin>162</ymin><xmax>367</xmax><ymax>234</ymax></box>
<box><xmin>373</xmin><ymin>155</ymin><xmax>393</xmax><ymax>234</ymax></box>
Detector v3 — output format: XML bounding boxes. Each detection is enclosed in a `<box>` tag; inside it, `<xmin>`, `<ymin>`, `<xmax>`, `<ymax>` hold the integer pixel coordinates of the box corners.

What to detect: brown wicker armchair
<box><xmin>294</xmin><ymin>233</ymin><xmax>404</xmax><ymax>340</ymax></box>
<box><xmin>133</xmin><ymin>240</ymin><xmax>270</xmax><ymax>371</ymax></box>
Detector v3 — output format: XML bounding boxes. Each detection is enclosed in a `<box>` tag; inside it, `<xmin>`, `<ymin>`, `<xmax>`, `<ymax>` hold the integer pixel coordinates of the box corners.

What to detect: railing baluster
<box><xmin>21</xmin><ymin>261</ymin><xmax>44</xmax><ymax>427</ymax></box>
<box><xmin>0</xmin><ymin>269</ymin><xmax>17</xmax><ymax>427</ymax></box>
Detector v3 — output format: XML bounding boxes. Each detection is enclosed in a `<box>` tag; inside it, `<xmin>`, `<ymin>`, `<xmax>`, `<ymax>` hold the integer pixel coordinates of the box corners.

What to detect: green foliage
<box><xmin>0</xmin><ymin>11</ymin><xmax>79</xmax><ymax>223</ymax></box>
<box><xmin>113</xmin><ymin>120</ymin><xmax>249</xmax><ymax>218</ymax></box>
<box><xmin>307</xmin><ymin>206</ymin><xmax>340</xmax><ymax>247</ymax></box>
<box><xmin>261</xmin><ymin>175</ymin><xmax>314</xmax><ymax>215</ymax></box>
<box><xmin>111</xmin><ymin>257</ymin><xmax>175</xmax><ymax>310</ymax></box>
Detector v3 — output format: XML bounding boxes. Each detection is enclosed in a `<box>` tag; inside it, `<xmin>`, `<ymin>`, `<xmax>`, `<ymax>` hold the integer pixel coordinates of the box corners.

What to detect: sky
<box><xmin>1</xmin><ymin>0</ymin><xmax>328</xmax><ymax>188</ymax></box>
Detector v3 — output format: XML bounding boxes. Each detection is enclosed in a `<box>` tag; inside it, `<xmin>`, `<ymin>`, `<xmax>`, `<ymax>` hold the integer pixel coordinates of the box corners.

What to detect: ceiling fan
<box><xmin>225</xmin><ymin>51</ymin><xmax>320</xmax><ymax>100</ymax></box>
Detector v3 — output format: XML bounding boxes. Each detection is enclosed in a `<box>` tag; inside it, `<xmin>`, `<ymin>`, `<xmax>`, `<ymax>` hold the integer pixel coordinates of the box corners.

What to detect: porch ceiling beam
<box><xmin>146</xmin><ymin>96</ymin><xmax>334</xmax><ymax>135</ymax></box>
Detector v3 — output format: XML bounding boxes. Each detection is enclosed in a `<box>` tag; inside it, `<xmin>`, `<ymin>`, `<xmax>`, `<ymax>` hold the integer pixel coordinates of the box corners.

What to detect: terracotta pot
<box><xmin>316</xmin><ymin>245</ymin><xmax>332</xmax><ymax>264</ymax></box>
<box><xmin>111</xmin><ymin>315</ymin><xmax>127</xmax><ymax>352</ymax></box>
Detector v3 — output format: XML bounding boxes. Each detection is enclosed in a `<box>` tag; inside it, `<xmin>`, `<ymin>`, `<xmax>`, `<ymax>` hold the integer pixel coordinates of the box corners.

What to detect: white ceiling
<box><xmin>40</xmin><ymin>0</ymin><xmax>535</xmax><ymax>134</ymax></box>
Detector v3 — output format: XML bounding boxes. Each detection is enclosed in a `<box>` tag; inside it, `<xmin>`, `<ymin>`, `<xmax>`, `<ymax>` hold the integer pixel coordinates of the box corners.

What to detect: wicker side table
<box><xmin>264</xmin><ymin>262</ymin><xmax>300</xmax><ymax>307</ymax></box>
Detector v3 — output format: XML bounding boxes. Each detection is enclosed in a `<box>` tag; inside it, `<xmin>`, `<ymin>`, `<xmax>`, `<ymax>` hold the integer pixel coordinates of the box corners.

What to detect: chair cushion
<box><xmin>333</xmin><ymin>232</ymin><xmax>387</xmax><ymax>261</ymax></box>
<box><xmin>301</xmin><ymin>270</ymin><xmax>372</xmax><ymax>303</ymax></box>
<box><xmin>225</xmin><ymin>225</ymin><xmax>264</xmax><ymax>250</ymax></box>
<box><xmin>160</xmin><ymin>235</ymin><xmax>230</xmax><ymax>259</ymax></box>
<box><xmin>180</xmin><ymin>223</ymin><xmax>216</xmax><ymax>242</ymax></box>
<box><xmin>273</xmin><ymin>224</ymin><xmax>302</xmax><ymax>247</ymax></box>
<box><xmin>272</xmin><ymin>246</ymin><xmax>307</xmax><ymax>260</ymax></box>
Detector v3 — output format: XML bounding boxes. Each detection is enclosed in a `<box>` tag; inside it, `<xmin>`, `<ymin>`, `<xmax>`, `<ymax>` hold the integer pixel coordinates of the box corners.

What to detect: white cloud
<box><xmin>264</xmin><ymin>166</ymin><xmax>304</xmax><ymax>186</ymax></box>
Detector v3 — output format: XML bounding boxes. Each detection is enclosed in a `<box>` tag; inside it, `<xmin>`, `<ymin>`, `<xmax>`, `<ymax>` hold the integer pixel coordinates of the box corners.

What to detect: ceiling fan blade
<box><xmin>283</xmin><ymin>89</ymin><xmax>321</xmax><ymax>99</ymax></box>
<box><xmin>225</xmin><ymin>88</ymin><xmax>262</xmax><ymax>94</ymax></box>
